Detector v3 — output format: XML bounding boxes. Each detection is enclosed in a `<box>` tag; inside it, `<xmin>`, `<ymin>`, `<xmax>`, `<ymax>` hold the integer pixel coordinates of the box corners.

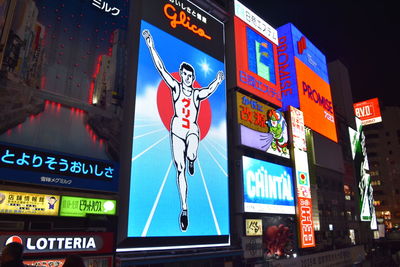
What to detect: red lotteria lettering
<box><xmin>164</xmin><ymin>4</ymin><xmax>211</xmax><ymax>40</ymax></box>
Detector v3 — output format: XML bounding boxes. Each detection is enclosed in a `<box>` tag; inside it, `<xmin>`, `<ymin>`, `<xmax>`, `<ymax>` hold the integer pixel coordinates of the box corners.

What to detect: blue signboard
<box><xmin>0</xmin><ymin>142</ymin><xmax>119</xmax><ymax>192</ymax></box>
<box><xmin>127</xmin><ymin>20</ymin><xmax>229</xmax><ymax>241</ymax></box>
<box><xmin>242</xmin><ymin>156</ymin><xmax>295</xmax><ymax>214</ymax></box>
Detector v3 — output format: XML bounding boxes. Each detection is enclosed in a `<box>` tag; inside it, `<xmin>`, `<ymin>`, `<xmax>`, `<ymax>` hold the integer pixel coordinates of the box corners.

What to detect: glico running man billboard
<box><xmin>277</xmin><ymin>23</ymin><xmax>337</xmax><ymax>142</ymax></box>
<box><xmin>234</xmin><ymin>0</ymin><xmax>282</xmax><ymax>107</ymax></box>
<box><xmin>122</xmin><ymin>0</ymin><xmax>229</xmax><ymax>250</ymax></box>
<box><xmin>242</xmin><ymin>156</ymin><xmax>295</xmax><ymax>215</ymax></box>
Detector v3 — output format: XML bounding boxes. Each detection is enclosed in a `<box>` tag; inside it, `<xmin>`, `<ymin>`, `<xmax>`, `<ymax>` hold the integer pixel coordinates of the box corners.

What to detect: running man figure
<box><xmin>142</xmin><ymin>29</ymin><xmax>224</xmax><ymax>232</ymax></box>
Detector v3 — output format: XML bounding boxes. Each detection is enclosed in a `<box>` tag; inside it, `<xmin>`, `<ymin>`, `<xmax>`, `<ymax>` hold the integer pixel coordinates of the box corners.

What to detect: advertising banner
<box><xmin>353</xmin><ymin>97</ymin><xmax>382</xmax><ymax>126</ymax></box>
<box><xmin>277</xmin><ymin>23</ymin><xmax>337</xmax><ymax>143</ymax></box>
<box><xmin>237</xmin><ymin>92</ymin><xmax>289</xmax><ymax>158</ymax></box>
<box><xmin>0</xmin><ymin>232</ymin><xmax>114</xmax><ymax>255</ymax></box>
<box><xmin>349</xmin><ymin>118</ymin><xmax>377</xmax><ymax>229</ymax></box>
<box><xmin>289</xmin><ymin>106</ymin><xmax>315</xmax><ymax>248</ymax></box>
<box><xmin>124</xmin><ymin>0</ymin><xmax>229</xmax><ymax>250</ymax></box>
<box><xmin>0</xmin><ymin>0</ymin><xmax>127</xmax><ymax>191</ymax></box>
<box><xmin>0</xmin><ymin>190</ymin><xmax>59</xmax><ymax>216</ymax></box>
<box><xmin>242</xmin><ymin>156</ymin><xmax>295</xmax><ymax>214</ymax></box>
<box><xmin>59</xmin><ymin>196</ymin><xmax>116</xmax><ymax>217</ymax></box>
<box><xmin>234</xmin><ymin>15</ymin><xmax>281</xmax><ymax>107</ymax></box>
<box><xmin>242</xmin><ymin>236</ymin><xmax>263</xmax><ymax>259</ymax></box>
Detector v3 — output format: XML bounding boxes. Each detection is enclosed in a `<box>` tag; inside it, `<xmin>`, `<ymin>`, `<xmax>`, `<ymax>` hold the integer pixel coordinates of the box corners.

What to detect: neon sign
<box><xmin>60</xmin><ymin>196</ymin><xmax>117</xmax><ymax>217</ymax></box>
<box><xmin>164</xmin><ymin>3</ymin><xmax>211</xmax><ymax>40</ymax></box>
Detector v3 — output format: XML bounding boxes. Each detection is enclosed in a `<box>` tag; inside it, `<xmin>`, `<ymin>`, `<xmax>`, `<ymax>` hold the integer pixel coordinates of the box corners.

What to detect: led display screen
<box><xmin>0</xmin><ymin>190</ymin><xmax>59</xmax><ymax>216</ymax></box>
<box><xmin>237</xmin><ymin>92</ymin><xmax>289</xmax><ymax>158</ymax></box>
<box><xmin>59</xmin><ymin>196</ymin><xmax>116</xmax><ymax>217</ymax></box>
<box><xmin>121</xmin><ymin>0</ymin><xmax>229</xmax><ymax>251</ymax></box>
<box><xmin>0</xmin><ymin>0</ymin><xmax>128</xmax><ymax>191</ymax></box>
<box><xmin>277</xmin><ymin>23</ymin><xmax>337</xmax><ymax>143</ymax></box>
<box><xmin>353</xmin><ymin>97</ymin><xmax>382</xmax><ymax>126</ymax></box>
<box><xmin>349</xmin><ymin>118</ymin><xmax>377</xmax><ymax>229</ymax></box>
<box><xmin>234</xmin><ymin>16</ymin><xmax>281</xmax><ymax>107</ymax></box>
<box><xmin>242</xmin><ymin>156</ymin><xmax>295</xmax><ymax>214</ymax></box>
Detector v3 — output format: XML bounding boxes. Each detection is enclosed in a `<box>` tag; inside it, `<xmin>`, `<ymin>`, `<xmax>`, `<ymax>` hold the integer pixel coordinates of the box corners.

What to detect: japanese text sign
<box><xmin>237</xmin><ymin>92</ymin><xmax>290</xmax><ymax>158</ymax></box>
<box><xmin>60</xmin><ymin>196</ymin><xmax>117</xmax><ymax>217</ymax></box>
<box><xmin>297</xmin><ymin>197</ymin><xmax>315</xmax><ymax>248</ymax></box>
<box><xmin>245</xmin><ymin>219</ymin><xmax>263</xmax><ymax>236</ymax></box>
<box><xmin>353</xmin><ymin>98</ymin><xmax>382</xmax><ymax>126</ymax></box>
<box><xmin>289</xmin><ymin>106</ymin><xmax>306</xmax><ymax>151</ymax></box>
<box><xmin>234</xmin><ymin>16</ymin><xmax>282</xmax><ymax>107</ymax></box>
<box><xmin>0</xmin><ymin>191</ymin><xmax>59</xmax><ymax>216</ymax></box>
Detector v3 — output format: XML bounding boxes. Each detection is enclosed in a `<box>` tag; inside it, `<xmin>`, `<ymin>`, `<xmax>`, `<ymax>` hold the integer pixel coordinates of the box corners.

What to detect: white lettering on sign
<box><xmin>246</xmin><ymin>167</ymin><xmax>293</xmax><ymax>201</ymax></box>
<box><xmin>355</xmin><ymin>105</ymin><xmax>372</xmax><ymax>118</ymax></box>
<box><xmin>26</xmin><ymin>237</ymin><xmax>96</xmax><ymax>250</ymax></box>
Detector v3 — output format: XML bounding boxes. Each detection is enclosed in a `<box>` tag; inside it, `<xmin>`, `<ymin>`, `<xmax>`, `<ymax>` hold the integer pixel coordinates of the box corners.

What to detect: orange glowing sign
<box><xmin>298</xmin><ymin>197</ymin><xmax>315</xmax><ymax>248</ymax></box>
<box><xmin>163</xmin><ymin>4</ymin><xmax>211</xmax><ymax>40</ymax></box>
<box><xmin>295</xmin><ymin>57</ymin><xmax>337</xmax><ymax>142</ymax></box>
<box><xmin>353</xmin><ymin>98</ymin><xmax>382</xmax><ymax>126</ymax></box>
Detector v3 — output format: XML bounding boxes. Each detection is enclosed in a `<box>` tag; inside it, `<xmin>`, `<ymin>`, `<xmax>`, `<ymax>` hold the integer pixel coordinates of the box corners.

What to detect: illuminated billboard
<box><xmin>237</xmin><ymin>92</ymin><xmax>289</xmax><ymax>159</ymax></box>
<box><xmin>0</xmin><ymin>190</ymin><xmax>59</xmax><ymax>216</ymax></box>
<box><xmin>121</xmin><ymin>0</ymin><xmax>229</xmax><ymax>251</ymax></box>
<box><xmin>242</xmin><ymin>156</ymin><xmax>295</xmax><ymax>214</ymax></box>
<box><xmin>289</xmin><ymin>106</ymin><xmax>315</xmax><ymax>248</ymax></box>
<box><xmin>60</xmin><ymin>196</ymin><xmax>117</xmax><ymax>217</ymax></box>
<box><xmin>234</xmin><ymin>5</ymin><xmax>281</xmax><ymax>107</ymax></box>
<box><xmin>353</xmin><ymin>97</ymin><xmax>382</xmax><ymax>126</ymax></box>
<box><xmin>0</xmin><ymin>0</ymin><xmax>127</xmax><ymax>192</ymax></box>
<box><xmin>349</xmin><ymin>117</ymin><xmax>377</xmax><ymax>229</ymax></box>
<box><xmin>277</xmin><ymin>23</ymin><xmax>337</xmax><ymax>143</ymax></box>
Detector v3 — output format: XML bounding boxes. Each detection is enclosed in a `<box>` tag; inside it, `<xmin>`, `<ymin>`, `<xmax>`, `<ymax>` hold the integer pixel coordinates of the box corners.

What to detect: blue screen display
<box><xmin>242</xmin><ymin>156</ymin><xmax>295</xmax><ymax>214</ymax></box>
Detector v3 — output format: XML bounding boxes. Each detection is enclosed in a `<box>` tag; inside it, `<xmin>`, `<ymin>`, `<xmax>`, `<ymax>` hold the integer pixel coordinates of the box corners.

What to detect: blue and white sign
<box><xmin>242</xmin><ymin>156</ymin><xmax>295</xmax><ymax>214</ymax></box>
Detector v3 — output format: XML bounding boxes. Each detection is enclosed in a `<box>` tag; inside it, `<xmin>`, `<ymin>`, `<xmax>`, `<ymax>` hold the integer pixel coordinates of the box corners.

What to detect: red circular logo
<box><xmin>156</xmin><ymin>72</ymin><xmax>211</xmax><ymax>140</ymax></box>
<box><xmin>6</xmin><ymin>236</ymin><xmax>23</xmax><ymax>245</ymax></box>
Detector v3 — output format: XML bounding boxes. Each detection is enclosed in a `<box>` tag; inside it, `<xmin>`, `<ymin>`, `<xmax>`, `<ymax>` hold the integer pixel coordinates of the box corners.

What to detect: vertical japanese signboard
<box><xmin>277</xmin><ymin>23</ymin><xmax>337</xmax><ymax>143</ymax></box>
<box><xmin>233</xmin><ymin>0</ymin><xmax>282</xmax><ymax>107</ymax></box>
<box><xmin>353</xmin><ymin>98</ymin><xmax>382</xmax><ymax>126</ymax></box>
<box><xmin>349</xmin><ymin>117</ymin><xmax>377</xmax><ymax>229</ymax></box>
<box><xmin>289</xmin><ymin>106</ymin><xmax>315</xmax><ymax>248</ymax></box>
<box><xmin>122</xmin><ymin>0</ymin><xmax>229</xmax><ymax>251</ymax></box>
<box><xmin>237</xmin><ymin>92</ymin><xmax>289</xmax><ymax>159</ymax></box>
<box><xmin>242</xmin><ymin>156</ymin><xmax>295</xmax><ymax>215</ymax></box>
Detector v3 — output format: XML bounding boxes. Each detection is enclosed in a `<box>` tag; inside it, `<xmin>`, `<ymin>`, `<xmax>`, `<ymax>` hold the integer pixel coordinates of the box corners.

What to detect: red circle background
<box><xmin>156</xmin><ymin>72</ymin><xmax>211</xmax><ymax>140</ymax></box>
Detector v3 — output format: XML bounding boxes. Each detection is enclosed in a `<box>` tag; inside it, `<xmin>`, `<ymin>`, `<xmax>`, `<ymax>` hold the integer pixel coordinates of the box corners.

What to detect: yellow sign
<box><xmin>0</xmin><ymin>190</ymin><xmax>60</xmax><ymax>216</ymax></box>
<box><xmin>245</xmin><ymin>219</ymin><xmax>263</xmax><ymax>236</ymax></box>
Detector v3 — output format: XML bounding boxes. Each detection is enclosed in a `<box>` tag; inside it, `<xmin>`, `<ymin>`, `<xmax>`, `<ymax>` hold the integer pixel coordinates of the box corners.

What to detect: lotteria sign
<box><xmin>242</xmin><ymin>156</ymin><xmax>295</xmax><ymax>214</ymax></box>
<box><xmin>0</xmin><ymin>232</ymin><xmax>113</xmax><ymax>255</ymax></box>
<box><xmin>277</xmin><ymin>23</ymin><xmax>337</xmax><ymax>143</ymax></box>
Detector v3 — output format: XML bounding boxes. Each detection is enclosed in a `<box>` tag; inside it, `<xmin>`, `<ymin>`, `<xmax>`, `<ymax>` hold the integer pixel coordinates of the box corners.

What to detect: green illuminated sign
<box><xmin>60</xmin><ymin>196</ymin><xmax>117</xmax><ymax>217</ymax></box>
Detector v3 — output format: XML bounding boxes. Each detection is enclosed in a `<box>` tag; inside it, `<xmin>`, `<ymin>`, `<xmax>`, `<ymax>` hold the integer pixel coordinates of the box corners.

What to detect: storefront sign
<box><xmin>0</xmin><ymin>232</ymin><xmax>113</xmax><ymax>255</ymax></box>
<box><xmin>60</xmin><ymin>196</ymin><xmax>116</xmax><ymax>217</ymax></box>
<box><xmin>0</xmin><ymin>190</ymin><xmax>59</xmax><ymax>216</ymax></box>
<box><xmin>353</xmin><ymin>97</ymin><xmax>382</xmax><ymax>126</ymax></box>
<box><xmin>245</xmin><ymin>219</ymin><xmax>263</xmax><ymax>236</ymax></box>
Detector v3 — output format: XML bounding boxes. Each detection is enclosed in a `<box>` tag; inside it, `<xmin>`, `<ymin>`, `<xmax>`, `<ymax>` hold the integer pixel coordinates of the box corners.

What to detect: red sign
<box><xmin>0</xmin><ymin>232</ymin><xmax>114</xmax><ymax>256</ymax></box>
<box><xmin>297</xmin><ymin>197</ymin><xmax>315</xmax><ymax>248</ymax></box>
<box><xmin>353</xmin><ymin>98</ymin><xmax>382</xmax><ymax>126</ymax></box>
<box><xmin>234</xmin><ymin>17</ymin><xmax>282</xmax><ymax>107</ymax></box>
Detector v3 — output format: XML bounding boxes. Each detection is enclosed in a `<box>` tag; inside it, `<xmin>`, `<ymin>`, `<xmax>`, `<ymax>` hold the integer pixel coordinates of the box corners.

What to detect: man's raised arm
<box><xmin>142</xmin><ymin>29</ymin><xmax>177</xmax><ymax>90</ymax></box>
<box><xmin>198</xmin><ymin>71</ymin><xmax>225</xmax><ymax>100</ymax></box>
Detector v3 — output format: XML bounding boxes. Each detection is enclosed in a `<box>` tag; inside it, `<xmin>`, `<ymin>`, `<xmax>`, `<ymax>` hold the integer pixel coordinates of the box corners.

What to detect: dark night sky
<box><xmin>240</xmin><ymin>0</ymin><xmax>400</xmax><ymax>107</ymax></box>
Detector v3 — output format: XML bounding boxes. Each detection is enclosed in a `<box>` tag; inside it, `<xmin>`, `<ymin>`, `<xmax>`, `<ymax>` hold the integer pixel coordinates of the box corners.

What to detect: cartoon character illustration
<box><xmin>142</xmin><ymin>29</ymin><xmax>224</xmax><ymax>232</ymax></box>
<box><xmin>47</xmin><ymin>196</ymin><xmax>57</xmax><ymax>210</ymax></box>
<box><xmin>266</xmin><ymin>109</ymin><xmax>288</xmax><ymax>155</ymax></box>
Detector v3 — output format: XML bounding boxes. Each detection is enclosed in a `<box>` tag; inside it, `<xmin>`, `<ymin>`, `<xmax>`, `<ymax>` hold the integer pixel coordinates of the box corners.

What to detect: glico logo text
<box><xmin>163</xmin><ymin>3</ymin><xmax>211</xmax><ymax>40</ymax></box>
